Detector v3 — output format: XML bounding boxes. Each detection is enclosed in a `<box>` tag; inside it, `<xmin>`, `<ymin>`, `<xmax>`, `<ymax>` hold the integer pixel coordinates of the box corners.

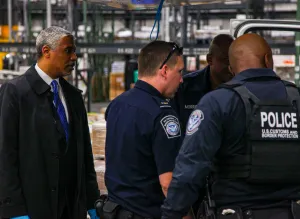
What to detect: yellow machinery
<box><xmin>0</xmin><ymin>25</ymin><xmax>19</xmax><ymax>70</ymax></box>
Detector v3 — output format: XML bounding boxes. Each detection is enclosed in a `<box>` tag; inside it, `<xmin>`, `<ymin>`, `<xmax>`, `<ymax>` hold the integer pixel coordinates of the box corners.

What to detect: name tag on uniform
<box><xmin>184</xmin><ymin>105</ymin><xmax>196</xmax><ymax>109</ymax></box>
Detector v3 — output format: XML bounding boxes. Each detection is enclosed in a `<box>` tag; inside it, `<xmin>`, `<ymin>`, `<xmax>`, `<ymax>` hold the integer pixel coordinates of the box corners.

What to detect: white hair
<box><xmin>36</xmin><ymin>26</ymin><xmax>73</xmax><ymax>59</ymax></box>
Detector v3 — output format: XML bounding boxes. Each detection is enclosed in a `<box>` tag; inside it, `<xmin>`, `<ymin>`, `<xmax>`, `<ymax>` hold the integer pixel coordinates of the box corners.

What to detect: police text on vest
<box><xmin>261</xmin><ymin>112</ymin><xmax>297</xmax><ymax>128</ymax></box>
<box><xmin>260</xmin><ymin>112</ymin><xmax>298</xmax><ymax>139</ymax></box>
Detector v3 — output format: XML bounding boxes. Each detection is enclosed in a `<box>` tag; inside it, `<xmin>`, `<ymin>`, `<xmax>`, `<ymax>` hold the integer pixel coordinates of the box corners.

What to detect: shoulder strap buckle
<box><xmin>282</xmin><ymin>80</ymin><xmax>300</xmax><ymax>113</ymax></box>
<box><xmin>283</xmin><ymin>80</ymin><xmax>300</xmax><ymax>101</ymax></box>
<box><xmin>219</xmin><ymin>81</ymin><xmax>259</xmax><ymax>128</ymax></box>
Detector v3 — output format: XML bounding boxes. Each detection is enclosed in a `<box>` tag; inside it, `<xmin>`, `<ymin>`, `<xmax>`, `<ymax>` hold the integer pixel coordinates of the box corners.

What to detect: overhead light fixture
<box><xmin>224</xmin><ymin>0</ymin><xmax>242</xmax><ymax>5</ymax></box>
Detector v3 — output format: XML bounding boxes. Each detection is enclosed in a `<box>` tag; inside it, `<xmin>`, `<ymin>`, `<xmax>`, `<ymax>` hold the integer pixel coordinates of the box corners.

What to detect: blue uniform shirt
<box><xmin>105</xmin><ymin>80</ymin><xmax>182</xmax><ymax>219</ymax></box>
<box><xmin>172</xmin><ymin>66</ymin><xmax>211</xmax><ymax>133</ymax></box>
<box><xmin>161</xmin><ymin>69</ymin><xmax>300</xmax><ymax>219</ymax></box>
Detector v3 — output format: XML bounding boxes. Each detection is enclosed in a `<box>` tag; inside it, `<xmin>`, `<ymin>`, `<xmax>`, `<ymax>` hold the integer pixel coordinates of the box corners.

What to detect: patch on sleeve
<box><xmin>186</xmin><ymin>109</ymin><xmax>204</xmax><ymax>135</ymax></box>
<box><xmin>160</xmin><ymin>115</ymin><xmax>181</xmax><ymax>139</ymax></box>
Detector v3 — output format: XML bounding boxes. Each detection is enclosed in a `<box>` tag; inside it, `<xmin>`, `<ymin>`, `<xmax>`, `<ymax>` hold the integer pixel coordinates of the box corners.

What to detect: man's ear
<box><xmin>206</xmin><ymin>54</ymin><xmax>212</xmax><ymax>65</ymax></box>
<box><xmin>159</xmin><ymin>65</ymin><xmax>168</xmax><ymax>80</ymax></box>
<box><xmin>42</xmin><ymin>45</ymin><xmax>51</xmax><ymax>58</ymax></box>
<box><xmin>264</xmin><ymin>53</ymin><xmax>274</xmax><ymax>69</ymax></box>
<box><xmin>228</xmin><ymin>65</ymin><xmax>235</xmax><ymax>77</ymax></box>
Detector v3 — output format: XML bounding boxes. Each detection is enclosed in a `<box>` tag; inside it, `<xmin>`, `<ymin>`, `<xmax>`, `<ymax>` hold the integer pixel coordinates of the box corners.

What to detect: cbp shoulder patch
<box><xmin>186</xmin><ymin>109</ymin><xmax>204</xmax><ymax>135</ymax></box>
<box><xmin>160</xmin><ymin>115</ymin><xmax>181</xmax><ymax>139</ymax></box>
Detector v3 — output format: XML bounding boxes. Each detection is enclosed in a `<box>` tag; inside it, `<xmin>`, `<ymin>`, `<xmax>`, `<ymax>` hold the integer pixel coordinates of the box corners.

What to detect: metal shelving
<box><xmin>2</xmin><ymin>0</ymin><xmax>296</xmax><ymax>46</ymax></box>
<box><xmin>0</xmin><ymin>0</ymin><xmax>298</xmax><ymax>111</ymax></box>
<box><xmin>0</xmin><ymin>42</ymin><xmax>294</xmax><ymax>55</ymax></box>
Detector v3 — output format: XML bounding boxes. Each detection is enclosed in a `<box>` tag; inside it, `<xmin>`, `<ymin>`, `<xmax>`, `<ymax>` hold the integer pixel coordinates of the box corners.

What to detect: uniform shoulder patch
<box><xmin>160</xmin><ymin>115</ymin><xmax>181</xmax><ymax>139</ymax></box>
<box><xmin>186</xmin><ymin>109</ymin><xmax>204</xmax><ymax>135</ymax></box>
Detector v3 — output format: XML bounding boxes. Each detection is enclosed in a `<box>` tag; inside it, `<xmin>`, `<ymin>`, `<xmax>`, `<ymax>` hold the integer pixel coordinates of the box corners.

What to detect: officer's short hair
<box><xmin>138</xmin><ymin>41</ymin><xmax>182</xmax><ymax>77</ymax></box>
<box><xmin>208</xmin><ymin>34</ymin><xmax>234</xmax><ymax>57</ymax></box>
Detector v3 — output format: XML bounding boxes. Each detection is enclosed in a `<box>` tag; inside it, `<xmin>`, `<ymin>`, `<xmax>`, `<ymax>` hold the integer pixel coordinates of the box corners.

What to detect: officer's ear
<box><xmin>228</xmin><ymin>65</ymin><xmax>235</xmax><ymax>77</ymax></box>
<box><xmin>206</xmin><ymin>54</ymin><xmax>212</xmax><ymax>65</ymax></box>
<box><xmin>264</xmin><ymin>53</ymin><xmax>274</xmax><ymax>69</ymax></box>
<box><xmin>159</xmin><ymin>65</ymin><xmax>168</xmax><ymax>80</ymax></box>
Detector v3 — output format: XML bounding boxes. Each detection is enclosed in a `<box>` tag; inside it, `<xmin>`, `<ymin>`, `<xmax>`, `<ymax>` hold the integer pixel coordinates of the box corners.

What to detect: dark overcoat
<box><xmin>0</xmin><ymin>66</ymin><xmax>100</xmax><ymax>219</ymax></box>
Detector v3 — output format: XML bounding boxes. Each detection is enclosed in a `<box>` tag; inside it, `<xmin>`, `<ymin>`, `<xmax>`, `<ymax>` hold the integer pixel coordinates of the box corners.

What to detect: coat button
<box><xmin>245</xmin><ymin>210</ymin><xmax>252</xmax><ymax>216</ymax></box>
<box><xmin>51</xmin><ymin>187</ymin><xmax>56</xmax><ymax>192</ymax></box>
<box><xmin>51</xmin><ymin>152</ymin><xmax>59</xmax><ymax>159</ymax></box>
<box><xmin>4</xmin><ymin>198</ymin><xmax>11</xmax><ymax>204</ymax></box>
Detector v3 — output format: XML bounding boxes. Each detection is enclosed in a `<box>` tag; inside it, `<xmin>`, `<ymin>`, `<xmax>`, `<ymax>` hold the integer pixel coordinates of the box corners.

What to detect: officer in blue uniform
<box><xmin>161</xmin><ymin>34</ymin><xmax>300</xmax><ymax>219</ymax></box>
<box><xmin>172</xmin><ymin>34</ymin><xmax>234</xmax><ymax>133</ymax></box>
<box><xmin>103</xmin><ymin>41</ymin><xmax>184</xmax><ymax>219</ymax></box>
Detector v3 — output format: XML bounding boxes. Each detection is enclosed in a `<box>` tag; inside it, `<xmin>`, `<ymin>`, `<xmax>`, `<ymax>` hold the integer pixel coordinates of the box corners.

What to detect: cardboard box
<box><xmin>109</xmin><ymin>73</ymin><xmax>125</xmax><ymax>101</ymax></box>
<box><xmin>92</xmin><ymin>122</ymin><xmax>106</xmax><ymax>158</ymax></box>
<box><xmin>94</xmin><ymin>160</ymin><xmax>107</xmax><ymax>194</ymax></box>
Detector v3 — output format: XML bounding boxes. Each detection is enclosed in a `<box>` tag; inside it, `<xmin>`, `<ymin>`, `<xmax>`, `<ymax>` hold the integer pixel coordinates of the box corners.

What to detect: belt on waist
<box><xmin>216</xmin><ymin>207</ymin><xmax>294</xmax><ymax>219</ymax></box>
<box><xmin>117</xmin><ymin>208</ymin><xmax>156</xmax><ymax>219</ymax></box>
<box><xmin>242</xmin><ymin>201</ymin><xmax>300</xmax><ymax>219</ymax></box>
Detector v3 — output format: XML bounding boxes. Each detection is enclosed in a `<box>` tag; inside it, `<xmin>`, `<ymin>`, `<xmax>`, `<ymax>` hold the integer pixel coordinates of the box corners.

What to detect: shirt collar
<box><xmin>231</xmin><ymin>68</ymin><xmax>280</xmax><ymax>82</ymax></box>
<box><xmin>135</xmin><ymin>80</ymin><xmax>165</xmax><ymax>99</ymax></box>
<box><xmin>203</xmin><ymin>65</ymin><xmax>212</xmax><ymax>92</ymax></box>
<box><xmin>35</xmin><ymin>64</ymin><xmax>59</xmax><ymax>89</ymax></box>
<box><xmin>182</xmin><ymin>65</ymin><xmax>211</xmax><ymax>92</ymax></box>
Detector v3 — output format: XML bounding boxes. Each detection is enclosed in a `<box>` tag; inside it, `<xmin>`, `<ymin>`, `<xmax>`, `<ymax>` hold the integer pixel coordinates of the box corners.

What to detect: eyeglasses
<box><xmin>159</xmin><ymin>43</ymin><xmax>183</xmax><ymax>69</ymax></box>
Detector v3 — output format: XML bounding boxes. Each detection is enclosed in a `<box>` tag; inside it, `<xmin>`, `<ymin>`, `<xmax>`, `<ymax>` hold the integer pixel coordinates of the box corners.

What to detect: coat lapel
<box><xmin>25</xmin><ymin>65</ymin><xmax>51</xmax><ymax>95</ymax></box>
<box><xmin>59</xmin><ymin>77</ymin><xmax>84</xmax><ymax>195</ymax></box>
<box><xmin>25</xmin><ymin>65</ymin><xmax>66</xmax><ymax>139</ymax></box>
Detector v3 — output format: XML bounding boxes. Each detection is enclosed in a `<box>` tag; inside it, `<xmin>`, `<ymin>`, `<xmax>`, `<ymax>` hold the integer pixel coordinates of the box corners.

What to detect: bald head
<box><xmin>229</xmin><ymin>33</ymin><xmax>273</xmax><ymax>75</ymax></box>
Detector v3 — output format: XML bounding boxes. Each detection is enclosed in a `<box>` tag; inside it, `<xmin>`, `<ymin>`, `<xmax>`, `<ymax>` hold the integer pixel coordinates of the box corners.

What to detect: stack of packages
<box><xmin>109</xmin><ymin>61</ymin><xmax>126</xmax><ymax>101</ymax></box>
<box><xmin>94</xmin><ymin>159</ymin><xmax>107</xmax><ymax>194</ymax></box>
<box><xmin>92</xmin><ymin>121</ymin><xmax>106</xmax><ymax>159</ymax></box>
<box><xmin>88</xmin><ymin>112</ymin><xmax>108</xmax><ymax>194</ymax></box>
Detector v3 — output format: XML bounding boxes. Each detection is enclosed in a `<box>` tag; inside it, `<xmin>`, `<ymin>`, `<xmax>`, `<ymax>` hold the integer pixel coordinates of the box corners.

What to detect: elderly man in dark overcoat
<box><xmin>0</xmin><ymin>26</ymin><xmax>100</xmax><ymax>219</ymax></box>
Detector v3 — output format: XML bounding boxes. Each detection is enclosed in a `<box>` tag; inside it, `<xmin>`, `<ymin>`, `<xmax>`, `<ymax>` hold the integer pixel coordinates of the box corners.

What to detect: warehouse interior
<box><xmin>0</xmin><ymin>0</ymin><xmax>298</xmax><ymax>112</ymax></box>
<box><xmin>0</xmin><ymin>0</ymin><xmax>299</xmax><ymax>207</ymax></box>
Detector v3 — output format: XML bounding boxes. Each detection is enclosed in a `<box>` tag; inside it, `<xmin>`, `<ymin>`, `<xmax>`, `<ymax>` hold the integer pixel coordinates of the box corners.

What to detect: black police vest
<box><xmin>214</xmin><ymin>80</ymin><xmax>300</xmax><ymax>184</ymax></box>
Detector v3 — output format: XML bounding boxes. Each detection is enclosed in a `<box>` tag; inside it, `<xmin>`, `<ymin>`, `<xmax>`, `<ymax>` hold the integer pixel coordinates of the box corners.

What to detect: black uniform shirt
<box><xmin>105</xmin><ymin>80</ymin><xmax>182</xmax><ymax>219</ymax></box>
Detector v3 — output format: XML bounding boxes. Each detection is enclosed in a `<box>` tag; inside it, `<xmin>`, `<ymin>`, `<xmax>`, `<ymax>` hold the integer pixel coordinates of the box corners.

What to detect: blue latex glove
<box><xmin>11</xmin><ymin>216</ymin><xmax>30</xmax><ymax>219</ymax></box>
<box><xmin>88</xmin><ymin>209</ymin><xmax>99</xmax><ymax>219</ymax></box>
